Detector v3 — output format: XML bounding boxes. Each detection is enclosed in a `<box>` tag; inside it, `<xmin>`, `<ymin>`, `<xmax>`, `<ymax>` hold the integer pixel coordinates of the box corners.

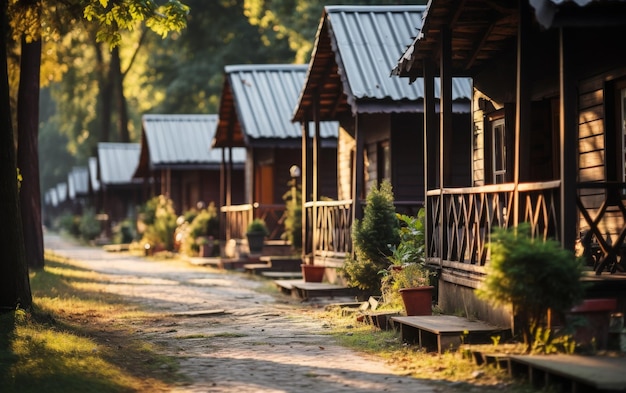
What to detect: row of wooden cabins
<box><xmin>43</xmin><ymin>1</ymin><xmax>626</xmax><ymax>328</ymax></box>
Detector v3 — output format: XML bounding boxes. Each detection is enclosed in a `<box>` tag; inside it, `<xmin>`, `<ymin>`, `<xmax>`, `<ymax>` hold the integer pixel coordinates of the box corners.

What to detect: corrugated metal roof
<box><xmin>98</xmin><ymin>142</ymin><xmax>141</xmax><ymax>185</ymax></box>
<box><xmin>67</xmin><ymin>166</ymin><xmax>90</xmax><ymax>199</ymax></box>
<box><xmin>142</xmin><ymin>114</ymin><xmax>245</xmax><ymax>167</ymax></box>
<box><xmin>56</xmin><ymin>183</ymin><xmax>67</xmax><ymax>203</ymax></box>
<box><xmin>214</xmin><ymin>64</ymin><xmax>338</xmax><ymax>147</ymax></box>
<box><xmin>294</xmin><ymin>5</ymin><xmax>472</xmax><ymax>121</ymax></box>
<box><xmin>88</xmin><ymin>157</ymin><xmax>100</xmax><ymax>192</ymax></box>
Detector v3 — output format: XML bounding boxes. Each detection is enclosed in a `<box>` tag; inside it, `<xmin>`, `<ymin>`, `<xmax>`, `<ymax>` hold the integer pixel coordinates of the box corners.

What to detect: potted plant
<box><xmin>196</xmin><ymin>235</ymin><xmax>214</xmax><ymax>257</ymax></box>
<box><xmin>380</xmin><ymin>210</ymin><xmax>434</xmax><ymax>316</ymax></box>
<box><xmin>246</xmin><ymin>218</ymin><xmax>268</xmax><ymax>254</ymax></box>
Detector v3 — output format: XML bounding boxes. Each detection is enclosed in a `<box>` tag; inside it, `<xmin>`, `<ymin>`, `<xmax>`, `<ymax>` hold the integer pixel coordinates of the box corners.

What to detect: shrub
<box><xmin>79</xmin><ymin>208</ymin><xmax>101</xmax><ymax>241</ymax></box>
<box><xmin>179</xmin><ymin>204</ymin><xmax>219</xmax><ymax>256</ymax></box>
<box><xmin>475</xmin><ymin>224</ymin><xmax>587</xmax><ymax>353</ymax></box>
<box><xmin>112</xmin><ymin>219</ymin><xmax>136</xmax><ymax>244</ymax></box>
<box><xmin>281</xmin><ymin>183</ymin><xmax>302</xmax><ymax>250</ymax></box>
<box><xmin>247</xmin><ymin>218</ymin><xmax>269</xmax><ymax>236</ymax></box>
<box><xmin>342</xmin><ymin>179</ymin><xmax>400</xmax><ymax>295</ymax></box>
<box><xmin>139</xmin><ymin>195</ymin><xmax>177</xmax><ymax>251</ymax></box>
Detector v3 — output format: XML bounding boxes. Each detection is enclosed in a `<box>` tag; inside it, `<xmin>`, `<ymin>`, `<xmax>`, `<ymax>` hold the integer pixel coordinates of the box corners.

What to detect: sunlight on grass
<box><xmin>0</xmin><ymin>256</ymin><xmax>181</xmax><ymax>393</ymax></box>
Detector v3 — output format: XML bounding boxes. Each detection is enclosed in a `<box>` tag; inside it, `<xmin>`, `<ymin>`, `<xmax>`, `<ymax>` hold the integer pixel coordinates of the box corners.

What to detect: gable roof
<box><xmin>67</xmin><ymin>166</ymin><xmax>90</xmax><ymax>199</ymax></box>
<box><xmin>136</xmin><ymin>114</ymin><xmax>245</xmax><ymax>175</ymax></box>
<box><xmin>293</xmin><ymin>5</ymin><xmax>472</xmax><ymax>122</ymax></box>
<box><xmin>98</xmin><ymin>142</ymin><xmax>141</xmax><ymax>185</ymax></box>
<box><xmin>393</xmin><ymin>0</ymin><xmax>626</xmax><ymax>80</ymax></box>
<box><xmin>213</xmin><ymin>64</ymin><xmax>338</xmax><ymax>148</ymax></box>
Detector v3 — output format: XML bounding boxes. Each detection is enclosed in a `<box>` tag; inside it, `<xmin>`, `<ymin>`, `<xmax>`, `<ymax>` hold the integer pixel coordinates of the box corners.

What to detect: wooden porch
<box><xmin>426</xmin><ymin>180</ymin><xmax>626</xmax><ymax>283</ymax></box>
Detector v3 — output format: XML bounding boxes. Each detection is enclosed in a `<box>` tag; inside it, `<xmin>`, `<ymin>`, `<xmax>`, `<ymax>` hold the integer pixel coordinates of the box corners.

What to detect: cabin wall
<box><xmin>337</xmin><ymin>125</ymin><xmax>355</xmax><ymax>201</ymax></box>
<box><xmin>361</xmin><ymin>113</ymin><xmax>390</xmax><ymax>196</ymax></box>
<box><xmin>318</xmin><ymin>147</ymin><xmax>338</xmax><ymax>200</ymax></box>
<box><xmin>391</xmin><ymin>113</ymin><xmax>425</xmax><ymax>205</ymax></box>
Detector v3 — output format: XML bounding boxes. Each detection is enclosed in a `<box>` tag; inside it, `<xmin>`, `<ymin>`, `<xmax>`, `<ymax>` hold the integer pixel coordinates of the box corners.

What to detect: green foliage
<box><xmin>83</xmin><ymin>0</ymin><xmax>190</xmax><ymax>47</ymax></box>
<box><xmin>112</xmin><ymin>219</ymin><xmax>136</xmax><ymax>244</ymax></box>
<box><xmin>342</xmin><ymin>180</ymin><xmax>400</xmax><ymax>295</ymax></box>
<box><xmin>281</xmin><ymin>182</ymin><xmax>302</xmax><ymax>250</ymax></box>
<box><xmin>247</xmin><ymin>218</ymin><xmax>268</xmax><ymax>236</ymax></box>
<box><xmin>179</xmin><ymin>204</ymin><xmax>219</xmax><ymax>256</ymax></box>
<box><xmin>78</xmin><ymin>208</ymin><xmax>101</xmax><ymax>241</ymax></box>
<box><xmin>387</xmin><ymin>210</ymin><xmax>426</xmax><ymax>266</ymax></box>
<box><xmin>476</xmin><ymin>224</ymin><xmax>587</xmax><ymax>353</ymax></box>
<box><xmin>57</xmin><ymin>213</ymin><xmax>80</xmax><ymax>237</ymax></box>
<box><xmin>138</xmin><ymin>195</ymin><xmax>178</xmax><ymax>251</ymax></box>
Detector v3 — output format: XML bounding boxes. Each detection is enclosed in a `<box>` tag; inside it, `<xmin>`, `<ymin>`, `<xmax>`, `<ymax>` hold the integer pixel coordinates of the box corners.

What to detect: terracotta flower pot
<box><xmin>399</xmin><ymin>286</ymin><xmax>434</xmax><ymax>316</ymax></box>
<box><xmin>301</xmin><ymin>264</ymin><xmax>325</xmax><ymax>282</ymax></box>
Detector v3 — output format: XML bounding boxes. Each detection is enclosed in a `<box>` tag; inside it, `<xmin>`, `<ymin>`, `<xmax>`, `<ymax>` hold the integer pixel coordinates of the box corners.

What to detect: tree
<box><xmin>0</xmin><ymin>0</ymin><xmax>32</xmax><ymax>310</ymax></box>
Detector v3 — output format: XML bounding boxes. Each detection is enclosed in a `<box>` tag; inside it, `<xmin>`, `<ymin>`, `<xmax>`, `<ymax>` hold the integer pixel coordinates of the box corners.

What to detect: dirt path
<box><xmin>44</xmin><ymin>233</ymin><xmax>440</xmax><ymax>393</ymax></box>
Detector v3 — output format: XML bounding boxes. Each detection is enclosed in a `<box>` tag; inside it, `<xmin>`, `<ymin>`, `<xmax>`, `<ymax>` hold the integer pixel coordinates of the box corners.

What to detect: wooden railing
<box><xmin>577</xmin><ymin>182</ymin><xmax>626</xmax><ymax>274</ymax></box>
<box><xmin>305</xmin><ymin>199</ymin><xmax>353</xmax><ymax>259</ymax></box>
<box><xmin>426</xmin><ymin>181</ymin><xmax>560</xmax><ymax>267</ymax></box>
<box><xmin>220</xmin><ymin>203</ymin><xmax>286</xmax><ymax>241</ymax></box>
<box><xmin>303</xmin><ymin>199</ymin><xmax>424</xmax><ymax>261</ymax></box>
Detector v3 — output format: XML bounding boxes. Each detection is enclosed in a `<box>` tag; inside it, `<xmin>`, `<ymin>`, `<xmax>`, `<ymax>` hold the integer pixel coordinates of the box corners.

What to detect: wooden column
<box><xmin>514</xmin><ymin>0</ymin><xmax>532</xmax><ymax>227</ymax></box>
<box><xmin>439</xmin><ymin>27</ymin><xmax>452</xmax><ymax>259</ymax></box>
<box><xmin>353</xmin><ymin>113</ymin><xmax>364</xmax><ymax>222</ymax></box>
<box><xmin>560</xmin><ymin>27</ymin><xmax>577</xmax><ymax>251</ymax></box>
<box><xmin>423</xmin><ymin>59</ymin><xmax>437</xmax><ymax>260</ymax></box>
<box><xmin>302</xmin><ymin>119</ymin><xmax>311</xmax><ymax>259</ymax></box>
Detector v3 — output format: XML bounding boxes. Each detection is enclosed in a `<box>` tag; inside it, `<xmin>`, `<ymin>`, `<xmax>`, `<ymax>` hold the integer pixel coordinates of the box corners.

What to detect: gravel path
<box><xmin>44</xmin><ymin>233</ymin><xmax>439</xmax><ymax>393</ymax></box>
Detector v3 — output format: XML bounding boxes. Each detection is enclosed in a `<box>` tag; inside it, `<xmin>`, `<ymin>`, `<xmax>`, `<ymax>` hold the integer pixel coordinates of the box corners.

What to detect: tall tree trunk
<box><xmin>17</xmin><ymin>37</ymin><xmax>44</xmax><ymax>270</ymax></box>
<box><xmin>110</xmin><ymin>47</ymin><xmax>129</xmax><ymax>142</ymax></box>
<box><xmin>0</xmin><ymin>0</ymin><xmax>32</xmax><ymax>311</ymax></box>
<box><xmin>95</xmin><ymin>41</ymin><xmax>112</xmax><ymax>142</ymax></box>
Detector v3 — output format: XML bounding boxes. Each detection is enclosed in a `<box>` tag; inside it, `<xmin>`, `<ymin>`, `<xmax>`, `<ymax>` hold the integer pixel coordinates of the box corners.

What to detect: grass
<box><xmin>308</xmin><ymin>306</ymin><xmax>547</xmax><ymax>393</ymax></box>
<box><xmin>0</xmin><ymin>252</ymin><xmax>183</xmax><ymax>393</ymax></box>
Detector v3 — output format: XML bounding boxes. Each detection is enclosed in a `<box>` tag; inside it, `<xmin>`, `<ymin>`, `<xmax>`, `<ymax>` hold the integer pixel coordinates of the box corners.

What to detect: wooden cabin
<box><xmin>67</xmin><ymin>166</ymin><xmax>90</xmax><ymax>215</ymax></box>
<box><xmin>292</xmin><ymin>5</ymin><xmax>472</xmax><ymax>269</ymax></box>
<box><xmin>213</xmin><ymin>64</ymin><xmax>338</xmax><ymax>243</ymax></box>
<box><xmin>134</xmin><ymin>114</ymin><xmax>245</xmax><ymax>215</ymax></box>
<box><xmin>393</xmin><ymin>0</ymin><xmax>626</xmax><ymax>326</ymax></box>
<box><xmin>97</xmin><ymin>142</ymin><xmax>143</xmax><ymax>232</ymax></box>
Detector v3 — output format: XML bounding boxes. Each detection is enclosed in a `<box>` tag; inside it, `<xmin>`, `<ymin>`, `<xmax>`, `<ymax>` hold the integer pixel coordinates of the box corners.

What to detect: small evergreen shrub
<box><xmin>139</xmin><ymin>195</ymin><xmax>178</xmax><ymax>251</ymax></box>
<box><xmin>342</xmin><ymin>179</ymin><xmax>400</xmax><ymax>295</ymax></box>
<box><xmin>476</xmin><ymin>224</ymin><xmax>587</xmax><ymax>353</ymax></box>
<box><xmin>79</xmin><ymin>208</ymin><xmax>101</xmax><ymax>241</ymax></box>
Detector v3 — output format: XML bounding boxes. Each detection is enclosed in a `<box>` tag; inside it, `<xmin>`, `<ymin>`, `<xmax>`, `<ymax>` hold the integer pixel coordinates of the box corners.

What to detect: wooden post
<box><xmin>560</xmin><ymin>27</ymin><xmax>577</xmax><ymax>251</ymax></box>
<box><xmin>423</xmin><ymin>59</ymin><xmax>437</xmax><ymax>261</ymax></box>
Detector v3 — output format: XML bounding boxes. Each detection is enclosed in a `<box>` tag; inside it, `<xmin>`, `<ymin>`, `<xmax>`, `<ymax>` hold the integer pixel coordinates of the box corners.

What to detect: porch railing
<box><xmin>426</xmin><ymin>180</ymin><xmax>561</xmax><ymax>267</ymax></box>
<box><xmin>220</xmin><ymin>203</ymin><xmax>286</xmax><ymax>242</ymax></box>
<box><xmin>303</xmin><ymin>199</ymin><xmax>424</xmax><ymax>261</ymax></box>
<box><xmin>304</xmin><ymin>199</ymin><xmax>353</xmax><ymax>260</ymax></box>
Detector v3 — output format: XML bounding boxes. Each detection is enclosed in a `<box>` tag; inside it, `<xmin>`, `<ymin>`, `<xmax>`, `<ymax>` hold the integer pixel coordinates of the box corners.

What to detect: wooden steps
<box><xmin>244</xmin><ymin>256</ymin><xmax>302</xmax><ymax>275</ymax></box>
<box><xmin>273</xmin><ymin>279</ymin><xmax>356</xmax><ymax>300</ymax></box>
<box><xmin>390</xmin><ymin>315</ymin><xmax>506</xmax><ymax>353</ymax></box>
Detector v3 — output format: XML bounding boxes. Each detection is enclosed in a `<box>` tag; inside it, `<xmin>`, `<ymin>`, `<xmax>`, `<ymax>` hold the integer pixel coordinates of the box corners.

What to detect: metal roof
<box><xmin>88</xmin><ymin>157</ymin><xmax>100</xmax><ymax>192</ymax></box>
<box><xmin>140</xmin><ymin>114</ymin><xmax>245</xmax><ymax>170</ymax></box>
<box><xmin>56</xmin><ymin>183</ymin><xmax>67</xmax><ymax>203</ymax></box>
<box><xmin>393</xmin><ymin>0</ymin><xmax>626</xmax><ymax>80</ymax></box>
<box><xmin>68</xmin><ymin>166</ymin><xmax>90</xmax><ymax>199</ymax></box>
<box><xmin>293</xmin><ymin>5</ymin><xmax>472</xmax><ymax>122</ymax></box>
<box><xmin>213</xmin><ymin>64</ymin><xmax>338</xmax><ymax>148</ymax></box>
<box><xmin>98</xmin><ymin>142</ymin><xmax>141</xmax><ymax>185</ymax></box>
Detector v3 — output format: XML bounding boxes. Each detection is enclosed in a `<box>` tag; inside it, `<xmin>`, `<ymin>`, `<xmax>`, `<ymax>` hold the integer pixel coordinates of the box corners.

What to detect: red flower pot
<box><xmin>399</xmin><ymin>286</ymin><xmax>434</xmax><ymax>316</ymax></box>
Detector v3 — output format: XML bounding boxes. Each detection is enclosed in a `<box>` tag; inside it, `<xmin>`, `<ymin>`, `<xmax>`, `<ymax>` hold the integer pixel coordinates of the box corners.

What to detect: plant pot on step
<box><xmin>246</xmin><ymin>232</ymin><xmax>265</xmax><ymax>254</ymax></box>
<box><xmin>399</xmin><ymin>286</ymin><xmax>434</xmax><ymax>316</ymax></box>
<box><xmin>301</xmin><ymin>264</ymin><xmax>325</xmax><ymax>282</ymax></box>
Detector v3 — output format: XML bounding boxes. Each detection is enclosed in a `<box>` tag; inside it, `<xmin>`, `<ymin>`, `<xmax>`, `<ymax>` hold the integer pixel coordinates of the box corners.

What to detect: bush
<box><xmin>79</xmin><ymin>208</ymin><xmax>101</xmax><ymax>241</ymax></box>
<box><xmin>281</xmin><ymin>183</ymin><xmax>302</xmax><ymax>250</ymax></box>
<box><xmin>139</xmin><ymin>195</ymin><xmax>177</xmax><ymax>251</ymax></box>
<box><xmin>179</xmin><ymin>204</ymin><xmax>219</xmax><ymax>256</ymax></box>
<box><xmin>112</xmin><ymin>219</ymin><xmax>136</xmax><ymax>244</ymax></box>
<box><xmin>342</xmin><ymin>179</ymin><xmax>400</xmax><ymax>295</ymax></box>
<box><xmin>476</xmin><ymin>224</ymin><xmax>587</xmax><ymax>353</ymax></box>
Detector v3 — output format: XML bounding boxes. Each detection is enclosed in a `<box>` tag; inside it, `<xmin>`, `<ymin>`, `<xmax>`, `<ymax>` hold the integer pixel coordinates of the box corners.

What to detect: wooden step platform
<box><xmin>273</xmin><ymin>279</ymin><xmax>355</xmax><ymax>300</ymax></box>
<box><xmin>243</xmin><ymin>263</ymin><xmax>272</xmax><ymax>274</ymax></box>
<box><xmin>509</xmin><ymin>354</ymin><xmax>626</xmax><ymax>392</ymax></box>
<box><xmin>261</xmin><ymin>271</ymin><xmax>303</xmax><ymax>279</ymax></box>
<box><xmin>390</xmin><ymin>315</ymin><xmax>506</xmax><ymax>353</ymax></box>
<box><xmin>259</xmin><ymin>256</ymin><xmax>302</xmax><ymax>271</ymax></box>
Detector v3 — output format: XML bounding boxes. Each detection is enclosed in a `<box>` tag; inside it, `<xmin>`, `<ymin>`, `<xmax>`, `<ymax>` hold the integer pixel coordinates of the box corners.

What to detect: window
<box><xmin>492</xmin><ymin>118</ymin><xmax>506</xmax><ymax>184</ymax></box>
